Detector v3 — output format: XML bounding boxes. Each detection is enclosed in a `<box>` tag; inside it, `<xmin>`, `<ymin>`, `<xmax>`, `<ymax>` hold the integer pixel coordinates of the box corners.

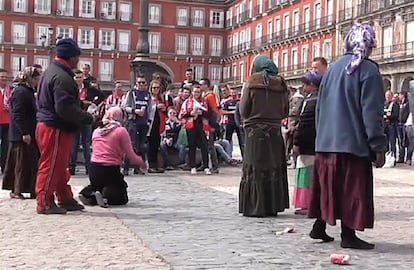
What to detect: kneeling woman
<box><xmin>79</xmin><ymin>107</ymin><xmax>144</xmax><ymax>207</ymax></box>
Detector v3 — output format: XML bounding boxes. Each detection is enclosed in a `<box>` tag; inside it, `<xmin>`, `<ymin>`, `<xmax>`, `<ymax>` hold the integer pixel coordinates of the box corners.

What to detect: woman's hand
<box><xmin>157</xmin><ymin>103</ymin><xmax>166</xmax><ymax>111</ymax></box>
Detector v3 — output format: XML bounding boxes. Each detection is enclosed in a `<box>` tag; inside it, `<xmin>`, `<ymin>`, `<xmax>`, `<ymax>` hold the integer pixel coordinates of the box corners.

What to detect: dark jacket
<box><xmin>234</xmin><ymin>101</ymin><xmax>243</xmax><ymax>127</ymax></box>
<box><xmin>384</xmin><ymin>101</ymin><xmax>399</xmax><ymax>125</ymax></box>
<box><xmin>399</xmin><ymin>100</ymin><xmax>410</xmax><ymax>124</ymax></box>
<box><xmin>85</xmin><ymin>86</ymin><xmax>105</xmax><ymax>105</ymax></box>
<box><xmin>163</xmin><ymin>120</ymin><xmax>181</xmax><ymax>143</ymax></box>
<box><xmin>9</xmin><ymin>84</ymin><xmax>37</xmax><ymax>142</ymax></box>
<box><xmin>293</xmin><ymin>93</ymin><xmax>318</xmax><ymax>155</ymax></box>
<box><xmin>37</xmin><ymin>61</ymin><xmax>93</xmax><ymax>132</ymax></box>
<box><xmin>240</xmin><ymin>73</ymin><xmax>289</xmax><ymax>128</ymax></box>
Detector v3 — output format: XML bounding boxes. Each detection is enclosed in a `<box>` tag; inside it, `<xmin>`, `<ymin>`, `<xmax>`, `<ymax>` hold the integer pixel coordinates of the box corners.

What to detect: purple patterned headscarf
<box><xmin>344</xmin><ymin>24</ymin><xmax>376</xmax><ymax>75</ymax></box>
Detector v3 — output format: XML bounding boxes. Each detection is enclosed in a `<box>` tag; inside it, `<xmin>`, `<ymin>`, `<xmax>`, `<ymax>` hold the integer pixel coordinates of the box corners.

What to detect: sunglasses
<box><xmin>137</xmin><ymin>81</ymin><xmax>146</xmax><ymax>84</ymax></box>
<box><xmin>152</xmin><ymin>86</ymin><xmax>160</xmax><ymax>89</ymax></box>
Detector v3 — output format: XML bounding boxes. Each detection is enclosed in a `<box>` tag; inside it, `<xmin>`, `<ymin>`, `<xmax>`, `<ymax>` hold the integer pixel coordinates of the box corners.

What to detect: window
<box><xmin>209</xmin><ymin>65</ymin><xmax>222</xmax><ymax>84</ymax></box>
<box><xmin>239</xmin><ymin>62</ymin><xmax>244</xmax><ymax>82</ymax></box>
<box><xmin>245</xmin><ymin>28</ymin><xmax>251</xmax><ymax>49</ymax></box>
<box><xmin>78</xmin><ymin>59</ymin><xmax>92</xmax><ymax>71</ymax></box>
<box><xmin>101</xmin><ymin>1</ymin><xmax>116</xmax><ymax>19</ymax></box>
<box><xmin>0</xmin><ymin>54</ymin><xmax>3</xmax><ymax>68</ymax></box>
<box><xmin>302</xmin><ymin>46</ymin><xmax>308</xmax><ymax>65</ymax></box>
<box><xmin>232</xmin><ymin>64</ymin><xmax>237</xmax><ymax>78</ymax></box>
<box><xmin>304</xmin><ymin>7</ymin><xmax>310</xmax><ymax>31</ymax></box>
<box><xmin>258</xmin><ymin>0</ymin><xmax>263</xmax><ymax>13</ymax></box>
<box><xmin>177</xmin><ymin>7</ymin><xmax>188</xmax><ymax>26</ymax></box>
<box><xmin>149</xmin><ymin>32</ymin><xmax>160</xmax><ymax>53</ymax></box>
<box><xmin>326</xmin><ymin>0</ymin><xmax>334</xmax><ymax>25</ymax></box>
<box><xmin>11</xmin><ymin>55</ymin><xmax>26</xmax><ymax>76</ymax></box>
<box><xmin>314</xmin><ymin>3</ymin><xmax>321</xmax><ymax>29</ymax></box>
<box><xmin>99</xmin><ymin>29</ymin><xmax>115</xmax><ymax>50</ymax></box>
<box><xmin>283</xmin><ymin>14</ymin><xmax>289</xmax><ymax>38</ymax></box>
<box><xmin>210</xmin><ymin>36</ymin><xmax>222</xmax><ymax>57</ymax></box>
<box><xmin>79</xmin><ymin>0</ymin><xmax>95</xmax><ymax>18</ymax></box>
<box><xmin>226</xmin><ymin>10</ymin><xmax>232</xmax><ymax>27</ymax></box>
<box><xmin>56</xmin><ymin>26</ymin><xmax>73</xmax><ymax>39</ymax></box>
<box><xmin>99</xmin><ymin>60</ymin><xmax>113</xmax><ymax>81</ymax></box>
<box><xmin>119</xmin><ymin>3</ymin><xmax>131</xmax><ymax>21</ymax></box>
<box><xmin>255</xmin><ymin>24</ymin><xmax>262</xmax><ymax>47</ymax></box>
<box><xmin>223</xmin><ymin>66</ymin><xmax>230</xmax><ymax>80</ymax></box>
<box><xmin>35</xmin><ymin>0</ymin><xmax>51</xmax><ymax>14</ymax></box>
<box><xmin>274</xmin><ymin>18</ymin><xmax>281</xmax><ymax>37</ymax></box>
<box><xmin>312</xmin><ymin>42</ymin><xmax>320</xmax><ymax>58</ymax></box>
<box><xmin>192</xmin><ymin>9</ymin><xmax>205</xmax><ymax>27</ymax></box>
<box><xmin>192</xmin><ymin>35</ymin><xmax>204</xmax><ymax>55</ymax></box>
<box><xmin>273</xmin><ymin>52</ymin><xmax>279</xmax><ymax>67</ymax></box>
<box><xmin>0</xmin><ymin>0</ymin><xmax>3</xmax><ymax>10</ymax></box>
<box><xmin>0</xmin><ymin>22</ymin><xmax>3</xmax><ymax>43</ymax></box>
<box><xmin>118</xmin><ymin>31</ymin><xmax>130</xmax><ymax>52</ymax></box>
<box><xmin>293</xmin><ymin>11</ymin><xmax>299</xmax><ymax>35</ymax></box>
<box><xmin>292</xmin><ymin>49</ymin><xmax>298</xmax><ymax>70</ymax></box>
<box><xmin>323</xmin><ymin>41</ymin><xmax>332</xmax><ymax>60</ymax></box>
<box><xmin>382</xmin><ymin>26</ymin><xmax>392</xmax><ymax>58</ymax></box>
<box><xmin>175</xmin><ymin>34</ymin><xmax>188</xmax><ymax>55</ymax></box>
<box><xmin>13</xmin><ymin>0</ymin><xmax>27</xmax><ymax>12</ymax></box>
<box><xmin>34</xmin><ymin>57</ymin><xmax>49</xmax><ymax>70</ymax></box>
<box><xmin>57</xmin><ymin>0</ymin><xmax>74</xmax><ymax>16</ymax></box>
<box><xmin>35</xmin><ymin>25</ymin><xmax>49</xmax><ymax>46</ymax></box>
<box><xmin>149</xmin><ymin>4</ymin><xmax>160</xmax><ymax>24</ymax></box>
<box><xmin>78</xmin><ymin>28</ymin><xmax>95</xmax><ymax>49</ymax></box>
<box><xmin>210</xmin><ymin>11</ymin><xmax>224</xmax><ymax>28</ymax></box>
<box><xmin>282</xmin><ymin>52</ymin><xmax>288</xmax><ymax>69</ymax></box>
<box><xmin>12</xmin><ymin>23</ymin><xmax>26</xmax><ymax>45</ymax></box>
<box><xmin>267</xmin><ymin>20</ymin><xmax>273</xmax><ymax>41</ymax></box>
<box><xmin>406</xmin><ymin>21</ymin><xmax>414</xmax><ymax>55</ymax></box>
<box><xmin>192</xmin><ymin>65</ymin><xmax>204</xmax><ymax>81</ymax></box>
<box><xmin>344</xmin><ymin>0</ymin><xmax>352</xmax><ymax>19</ymax></box>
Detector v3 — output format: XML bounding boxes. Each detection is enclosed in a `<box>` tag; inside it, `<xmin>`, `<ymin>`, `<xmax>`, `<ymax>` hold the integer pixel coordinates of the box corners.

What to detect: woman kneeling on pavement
<box><xmin>79</xmin><ymin>106</ymin><xmax>144</xmax><ymax>207</ymax></box>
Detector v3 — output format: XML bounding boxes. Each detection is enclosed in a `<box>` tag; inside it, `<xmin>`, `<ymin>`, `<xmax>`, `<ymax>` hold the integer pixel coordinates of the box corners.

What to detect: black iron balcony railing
<box><xmin>252</xmin><ymin>5</ymin><xmax>263</xmax><ymax>18</ymax></box>
<box><xmin>371</xmin><ymin>41</ymin><xmax>414</xmax><ymax>61</ymax></box>
<box><xmin>279</xmin><ymin>62</ymin><xmax>314</xmax><ymax>77</ymax></box>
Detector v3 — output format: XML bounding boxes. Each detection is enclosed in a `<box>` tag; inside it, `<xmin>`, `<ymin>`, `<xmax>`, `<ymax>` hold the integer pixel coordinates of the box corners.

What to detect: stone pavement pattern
<box><xmin>1</xmin><ymin>165</ymin><xmax>414</xmax><ymax>269</ymax></box>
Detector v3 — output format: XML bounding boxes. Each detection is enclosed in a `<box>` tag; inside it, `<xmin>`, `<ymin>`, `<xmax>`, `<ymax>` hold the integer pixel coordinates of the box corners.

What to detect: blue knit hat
<box><xmin>55</xmin><ymin>38</ymin><xmax>81</xmax><ymax>59</ymax></box>
<box><xmin>302</xmin><ymin>71</ymin><xmax>323</xmax><ymax>87</ymax></box>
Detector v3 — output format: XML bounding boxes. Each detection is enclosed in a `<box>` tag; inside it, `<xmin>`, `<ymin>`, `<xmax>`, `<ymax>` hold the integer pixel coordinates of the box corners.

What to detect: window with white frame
<box><xmin>192</xmin><ymin>35</ymin><xmax>204</xmax><ymax>56</ymax></box>
<box><xmin>223</xmin><ymin>66</ymin><xmax>230</xmax><ymax>79</ymax></box>
<box><xmin>304</xmin><ymin>7</ymin><xmax>310</xmax><ymax>31</ymax></box>
<box><xmin>323</xmin><ymin>41</ymin><xmax>332</xmax><ymax>60</ymax></box>
<box><xmin>302</xmin><ymin>46</ymin><xmax>308</xmax><ymax>65</ymax></box>
<box><xmin>11</xmin><ymin>55</ymin><xmax>26</xmax><ymax>75</ymax></box>
<box><xmin>239</xmin><ymin>62</ymin><xmax>244</xmax><ymax>82</ymax></box>
<box><xmin>232</xmin><ymin>32</ymin><xmax>238</xmax><ymax>48</ymax></box>
<box><xmin>14</xmin><ymin>0</ymin><xmax>27</xmax><ymax>12</ymax></box>
<box><xmin>248</xmin><ymin>0</ymin><xmax>253</xmax><ymax>18</ymax></box>
<box><xmin>0</xmin><ymin>22</ymin><xmax>3</xmax><ymax>43</ymax></box>
<box><xmin>274</xmin><ymin>18</ymin><xmax>280</xmax><ymax>37</ymax></box>
<box><xmin>282</xmin><ymin>51</ymin><xmax>288</xmax><ymax>69</ymax></box>
<box><xmin>326</xmin><ymin>0</ymin><xmax>334</xmax><ymax>24</ymax></box>
<box><xmin>240</xmin><ymin>30</ymin><xmax>246</xmax><ymax>49</ymax></box>
<box><xmin>149</xmin><ymin>4</ymin><xmax>161</xmax><ymax>24</ymax></box>
<box><xmin>35</xmin><ymin>25</ymin><xmax>49</xmax><ymax>46</ymax></box>
<box><xmin>99</xmin><ymin>60</ymin><xmax>113</xmax><ymax>81</ymax></box>
<box><xmin>57</xmin><ymin>0</ymin><xmax>74</xmax><ymax>16</ymax></box>
<box><xmin>192</xmin><ymin>9</ymin><xmax>205</xmax><ymax>27</ymax></box>
<box><xmin>56</xmin><ymin>26</ymin><xmax>73</xmax><ymax>39</ymax></box>
<box><xmin>312</xmin><ymin>42</ymin><xmax>320</xmax><ymax>58</ymax></box>
<box><xmin>210</xmin><ymin>10</ymin><xmax>224</xmax><ymax>28</ymax></box>
<box><xmin>267</xmin><ymin>20</ymin><xmax>273</xmax><ymax>41</ymax></box>
<box><xmin>226</xmin><ymin>10</ymin><xmax>232</xmax><ymax>27</ymax></box>
<box><xmin>258</xmin><ymin>0</ymin><xmax>263</xmax><ymax>13</ymax></box>
<box><xmin>78</xmin><ymin>59</ymin><xmax>92</xmax><ymax>71</ymax></box>
<box><xmin>149</xmin><ymin>32</ymin><xmax>160</xmax><ymax>53</ymax></box>
<box><xmin>175</xmin><ymin>34</ymin><xmax>188</xmax><ymax>55</ymax></box>
<box><xmin>118</xmin><ymin>31</ymin><xmax>130</xmax><ymax>52</ymax></box>
<box><xmin>34</xmin><ymin>56</ymin><xmax>49</xmax><ymax>70</ymax></box>
<box><xmin>232</xmin><ymin>64</ymin><xmax>237</xmax><ymax>78</ymax></box>
<box><xmin>79</xmin><ymin>0</ymin><xmax>95</xmax><ymax>18</ymax></box>
<box><xmin>101</xmin><ymin>1</ymin><xmax>116</xmax><ymax>19</ymax></box>
<box><xmin>0</xmin><ymin>54</ymin><xmax>3</xmax><ymax>68</ymax></box>
<box><xmin>99</xmin><ymin>29</ymin><xmax>115</xmax><ymax>50</ymax></box>
<box><xmin>177</xmin><ymin>7</ymin><xmax>188</xmax><ymax>26</ymax></box>
<box><xmin>0</xmin><ymin>0</ymin><xmax>3</xmax><ymax>10</ymax></box>
<box><xmin>12</xmin><ymin>23</ymin><xmax>26</xmax><ymax>45</ymax></box>
<box><xmin>293</xmin><ymin>11</ymin><xmax>299</xmax><ymax>34</ymax></box>
<box><xmin>227</xmin><ymin>36</ymin><xmax>232</xmax><ymax>49</ymax></box>
<box><xmin>34</xmin><ymin>0</ymin><xmax>51</xmax><ymax>14</ymax></box>
<box><xmin>210</xmin><ymin>36</ymin><xmax>222</xmax><ymax>57</ymax></box>
<box><xmin>119</xmin><ymin>3</ymin><xmax>131</xmax><ymax>21</ymax></box>
<box><xmin>209</xmin><ymin>65</ymin><xmax>222</xmax><ymax>84</ymax></box>
<box><xmin>283</xmin><ymin>14</ymin><xmax>289</xmax><ymax>38</ymax></box>
<box><xmin>245</xmin><ymin>28</ymin><xmax>251</xmax><ymax>49</ymax></box>
<box><xmin>255</xmin><ymin>24</ymin><xmax>262</xmax><ymax>47</ymax></box>
<box><xmin>292</xmin><ymin>49</ymin><xmax>298</xmax><ymax>69</ymax></box>
<box><xmin>192</xmin><ymin>65</ymin><xmax>204</xmax><ymax>81</ymax></box>
<box><xmin>273</xmin><ymin>52</ymin><xmax>279</xmax><ymax>67</ymax></box>
<box><xmin>314</xmin><ymin>3</ymin><xmax>321</xmax><ymax>29</ymax></box>
<box><xmin>78</xmin><ymin>28</ymin><xmax>95</xmax><ymax>49</ymax></box>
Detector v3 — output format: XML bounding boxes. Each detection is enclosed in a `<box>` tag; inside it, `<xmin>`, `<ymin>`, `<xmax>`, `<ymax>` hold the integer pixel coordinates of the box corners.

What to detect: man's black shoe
<box><xmin>37</xmin><ymin>206</ymin><xmax>67</xmax><ymax>214</ymax></box>
<box><xmin>58</xmin><ymin>198</ymin><xmax>85</xmax><ymax>211</ymax></box>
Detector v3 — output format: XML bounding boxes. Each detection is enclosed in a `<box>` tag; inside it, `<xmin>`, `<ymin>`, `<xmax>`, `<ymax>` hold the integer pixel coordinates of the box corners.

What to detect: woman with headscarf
<box><xmin>2</xmin><ymin>66</ymin><xmax>41</xmax><ymax>199</ymax></box>
<box><xmin>292</xmin><ymin>71</ymin><xmax>322</xmax><ymax>216</ymax></box>
<box><xmin>78</xmin><ymin>107</ymin><xmax>144</xmax><ymax>207</ymax></box>
<box><xmin>308</xmin><ymin>24</ymin><xmax>387</xmax><ymax>249</ymax></box>
<box><xmin>239</xmin><ymin>54</ymin><xmax>289</xmax><ymax>217</ymax></box>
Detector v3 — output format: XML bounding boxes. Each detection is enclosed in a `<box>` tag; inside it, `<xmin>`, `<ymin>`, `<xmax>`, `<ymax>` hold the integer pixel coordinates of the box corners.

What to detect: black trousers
<box><xmin>0</xmin><ymin>124</ymin><xmax>9</xmax><ymax>172</ymax></box>
<box><xmin>186</xmin><ymin>127</ymin><xmax>209</xmax><ymax>168</ymax></box>
<box><xmin>148</xmin><ymin>121</ymin><xmax>161</xmax><ymax>169</ymax></box>
<box><xmin>225</xmin><ymin>123</ymin><xmax>244</xmax><ymax>157</ymax></box>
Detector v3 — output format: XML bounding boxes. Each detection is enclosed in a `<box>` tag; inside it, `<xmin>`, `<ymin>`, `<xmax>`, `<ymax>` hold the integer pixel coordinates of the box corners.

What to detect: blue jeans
<box><xmin>69</xmin><ymin>125</ymin><xmax>91</xmax><ymax>170</ymax></box>
<box><xmin>215</xmin><ymin>140</ymin><xmax>232</xmax><ymax>162</ymax></box>
<box><xmin>406</xmin><ymin>125</ymin><xmax>414</xmax><ymax>162</ymax></box>
<box><xmin>385</xmin><ymin>123</ymin><xmax>397</xmax><ymax>157</ymax></box>
<box><xmin>160</xmin><ymin>142</ymin><xmax>186</xmax><ymax>166</ymax></box>
<box><xmin>397</xmin><ymin>123</ymin><xmax>408</xmax><ymax>161</ymax></box>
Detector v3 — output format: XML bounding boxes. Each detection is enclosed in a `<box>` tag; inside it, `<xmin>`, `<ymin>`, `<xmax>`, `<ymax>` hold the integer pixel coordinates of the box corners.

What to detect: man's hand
<box><xmin>157</xmin><ymin>103</ymin><xmax>166</xmax><ymax>111</ymax></box>
<box><xmin>375</xmin><ymin>152</ymin><xmax>385</xmax><ymax>168</ymax></box>
<box><xmin>22</xmin><ymin>135</ymin><xmax>31</xmax><ymax>144</ymax></box>
<box><xmin>134</xmin><ymin>109</ymin><xmax>145</xmax><ymax>117</ymax></box>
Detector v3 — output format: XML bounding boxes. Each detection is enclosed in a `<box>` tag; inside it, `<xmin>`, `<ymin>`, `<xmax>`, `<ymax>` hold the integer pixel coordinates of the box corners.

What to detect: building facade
<box><xmin>337</xmin><ymin>0</ymin><xmax>414</xmax><ymax>92</ymax></box>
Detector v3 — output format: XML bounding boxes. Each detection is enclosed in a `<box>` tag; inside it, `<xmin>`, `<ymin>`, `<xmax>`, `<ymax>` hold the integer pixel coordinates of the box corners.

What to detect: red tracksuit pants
<box><xmin>35</xmin><ymin>123</ymin><xmax>73</xmax><ymax>211</ymax></box>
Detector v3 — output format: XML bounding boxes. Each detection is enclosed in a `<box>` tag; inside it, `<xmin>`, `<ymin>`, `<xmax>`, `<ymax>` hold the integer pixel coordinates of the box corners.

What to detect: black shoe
<box><xmin>122</xmin><ymin>168</ymin><xmax>129</xmax><ymax>176</ymax></box>
<box><xmin>58</xmin><ymin>198</ymin><xmax>85</xmax><ymax>211</ymax></box>
<box><xmin>69</xmin><ymin>168</ymin><xmax>76</xmax><ymax>175</ymax></box>
<box><xmin>85</xmin><ymin>168</ymin><xmax>89</xmax><ymax>175</ymax></box>
<box><xmin>211</xmin><ymin>168</ymin><xmax>219</xmax><ymax>174</ymax></box>
<box><xmin>37</xmin><ymin>205</ymin><xmax>67</xmax><ymax>214</ymax></box>
<box><xmin>133</xmin><ymin>168</ymin><xmax>145</xmax><ymax>175</ymax></box>
<box><xmin>309</xmin><ymin>219</ymin><xmax>334</xmax><ymax>242</ymax></box>
<box><xmin>341</xmin><ymin>235</ymin><xmax>375</xmax><ymax>250</ymax></box>
<box><xmin>196</xmin><ymin>166</ymin><xmax>206</xmax><ymax>172</ymax></box>
<box><xmin>165</xmin><ymin>166</ymin><xmax>175</xmax><ymax>171</ymax></box>
<box><xmin>148</xmin><ymin>168</ymin><xmax>165</xmax><ymax>173</ymax></box>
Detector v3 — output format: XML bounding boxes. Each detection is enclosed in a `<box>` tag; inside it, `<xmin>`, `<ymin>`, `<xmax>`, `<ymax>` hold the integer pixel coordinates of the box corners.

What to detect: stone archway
<box><xmin>400</xmin><ymin>76</ymin><xmax>414</xmax><ymax>92</ymax></box>
<box><xmin>382</xmin><ymin>78</ymin><xmax>391</xmax><ymax>92</ymax></box>
<box><xmin>130</xmin><ymin>58</ymin><xmax>175</xmax><ymax>89</ymax></box>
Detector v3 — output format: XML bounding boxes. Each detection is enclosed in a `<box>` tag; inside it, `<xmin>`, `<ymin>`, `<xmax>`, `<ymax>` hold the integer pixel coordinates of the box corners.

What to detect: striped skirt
<box><xmin>292</xmin><ymin>155</ymin><xmax>314</xmax><ymax>209</ymax></box>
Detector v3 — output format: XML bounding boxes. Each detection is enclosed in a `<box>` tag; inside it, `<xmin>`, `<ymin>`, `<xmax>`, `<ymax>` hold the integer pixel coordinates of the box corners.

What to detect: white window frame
<box><xmin>283</xmin><ymin>13</ymin><xmax>289</xmax><ymax>38</ymax></box>
<box><xmin>274</xmin><ymin>17</ymin><xmax>281</xmax><ymax>37</ymax></box>
<box><xmin>175</xmin><ymin>34</ymin><xmax>188</xmax><ymax>55</ymax></box>
<box><xmin>118</xmin><ymin>31</ymin><xmax>130</xmax><ymax>52</ymax></box>
<box><xmin>99</xmin><ymin>60</ymin><xmax>113</xmax><ymax>82</ymax></box>
<box><xmin>35</xmin><ymin>24</ymin><xmax>50</xmax><ymax>46</ymax></box>
<box><xmin>210</xmin><ymin>36</ymin><xmax>222</xmax><ymax>57</ymax></box>
<box><xmin>191</xmin><ymin>64</ymin><xmax>204</xmax><ymax>81</ymax></box>
<box><xmin>13</xmin><ymin>0</ymin><xmax>27</xmax><ymax>12</ymax></box>
<box><xmin>192</xmin><ymin>8</ymin><xmax>205</xmax><ymax>27</ymax></box>
<box><xmin>78</xmin><ymin>28</ymin><xmax>95</xmax><ymax>49</ymax></box>
<box><xmin>149</xmin><ymin>32</ymin><xmax>161</xmax><ymax>53</ymax></box>
<box><xmin>11</xmin><ymin>55</ymin><xmax>26</xmax><ymax>76</ymax></box>
<box><xmin>79</xmin><ymin>0</ymin><xmax>95</xmax><ymax>18</ymax></box>
<box><xmin>57</xmin><ymin>0</ymin><xmax>74</xmax><ymax>16</ymax></box>
<box><xmin>34</xmin><ymin>0</ymin><xmax>51</xmax><ymax>14</ymax></box>
<box><xmin>231</xmin><ymin>64</ymin><xmax>237</xmax><ymax>78</ymax></box>
<box><xmin>0</xmin><ymin>0</ymin><xmax>3</xmax><ymax>10</ymax></box>
<box><xmin>323</xmin><ymin>40</ymin><xmax>332</xmax><ymax>60</ymax></box>
<box><xmin>191</xmin><ymin>35</ymin><xmax>204</xmax><ymax>56</ymax></box>
<box><xmin>0</xmin><ymin>21</ymin><xmax>3</xmax><ymax>44</ymax></box>
<box><xmin>273</xmin><ymin>52</ymin><xmax>279</xmax><ymax>67</ymax></box>
<box><xmin>119</xmin><ymin>2</ymin><xmax>131</xmax><ymax>21</ymax></box>
<box><xmin>255</xmin><ymin>24</ymin><xmax>262</xmax><ymax>47</ymax></box>
<box><xmin>267</xmin><ymin>20</ymin><xmax>273</xmax><ymax>41</ymax></box>
<box><xmin>56</xmin><ymin>26</ymin><xmax>74</xmax><ymax>39</ymax></box>
<box><xmin>303</xmin><ymin>6</ymin><xmax>310</xmax><ymax>32</ymax></box>
<box><xmin>149</xmin><ymin>4</ymin><xmax>161</xmax><ymax>24</ymax></box>
<box><xmin>292</xmin><ymin>48</ymin><xmax>298</xmax><ymax>72</ymax></box>
<box><xmin>34</xmin><ymin>56</ymin><xmax>49</xmax><ymax>70</ymax></box>
<box><xmin>314</xmin><ymin>2</ymin><xmax>321</xmax><ymax>29</ymax></box>
<box><xmin>282</xmin><ymin>50</ymin><xmax>288</xmax><ymax>69</ymax></box>
<box><xmin>177</xmin><ymin>7</ymin><xmax>188</xmax><ymax>26</ymax></box>
<box><xmin>0</xmin><ymin>54</ymin><xmax>3</xmax><ymax>68</ymax></box>
<box><xmin>209</xmin><ymin>65</ymin><xmax>222</xmax><ymax>85</ymax></box>
<box><xmin>239</xmin><ymin>62</ymin><xmax>244</xmax><ymax>82</ymax></box>
<box><xmin>100</xmin><ymin>1</ymin><xmax>116</xmax><ymax>19</ymax></box>
<box><xmin>210</xmin><ymin>10</ymin><xmax>224</xmax><ymax>28</ymax></box>
<box><xmin>223</xmin><ymin>66</ymin><xmax>230</xmax><ymax>80</ymax></box>
<box><xmin>301</xmin><ymin>45</ymin><xmax>309</xmax><ymax>65</ymax></box>
<box><xmin>312</xmin><ymin>41</ymin><xmax>320</xmax><ymax>58</ymax></box>
<box><xmin>12</xmin><ymin>23</ymin><xmax>27</xmax><ymax>45</ymax></box>
<box><xmin>293</xmin><ymin>9</ymin><xmax>299</xmax><ymax>35</ymax></box>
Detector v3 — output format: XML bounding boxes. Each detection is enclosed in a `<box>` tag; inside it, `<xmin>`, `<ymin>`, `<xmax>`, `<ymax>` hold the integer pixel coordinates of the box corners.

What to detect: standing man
<box><xmin>0</xmin><ymin>68</ymin><xmax>11</xmax><ymax>173</ymax></box>
<box><xmin>36</xmin><ymin>38</ymin><xmax>93</xmax><ymax>214</ymax></box>
<box><xmin>82</xmin><ymin>64</ymin><xmax>97</xmax><ymax>90</ymax></box>
<box><xmin>181</xmin><ymin>68</ymin><xmax>198</xmax><ymax>88</ymax></box>
<box><xmin>106</xmin><ymin>81</ymin><xmax>125</xmax><ymax>110</ymax></box>
<box><xmin>311</xmin><ymin>57</ymin><xmax>328</xmax><ymax>75</ymax></box>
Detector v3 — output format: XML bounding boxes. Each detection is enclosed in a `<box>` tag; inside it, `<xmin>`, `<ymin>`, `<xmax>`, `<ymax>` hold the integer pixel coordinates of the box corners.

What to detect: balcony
<box><xmin>99</xmin><ymin>11</ymin><xmax>116</xmax><ymax>20</ymax></box>
<box><xmin>371</xmin><ymin>41</ymin><xmax>414</xmax><ymax>62</ymax></box>
<box><xmin>252</xmin><ymin>5</ymin><xmax>263</xmax><ymax>18</ymax></box>
<box><xmin>228</xmin><ymin>10</ymin><xmax>250</xmax><ymax>28</ymax></box>
<box><xmin>221</xmin><ymin>76</ymin><xmax>242</xmax><ymax>85</ymax></box>
<box><xmin>279</xmin><ymin>62</ymin><xmax>313</xmax><ymax>78</ymax></box>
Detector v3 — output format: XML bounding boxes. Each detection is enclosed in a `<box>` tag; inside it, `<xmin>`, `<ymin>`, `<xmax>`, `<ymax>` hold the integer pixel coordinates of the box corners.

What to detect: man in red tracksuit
<box><xmin>35</xmin><ymin>38</ymin><xmax>93</xmax><ymax>214</ymax></box>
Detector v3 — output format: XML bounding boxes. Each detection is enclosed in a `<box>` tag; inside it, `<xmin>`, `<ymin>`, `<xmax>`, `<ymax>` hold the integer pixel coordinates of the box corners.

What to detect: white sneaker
<box><xmin>204</xmin><ymin>168</ymin><xmax>212</xmax><ymax>175</ymax></box>
<box><xmin>190</xmin><ymin>168</ymin><xmax>197</xmax><ymax>175</ymax></box>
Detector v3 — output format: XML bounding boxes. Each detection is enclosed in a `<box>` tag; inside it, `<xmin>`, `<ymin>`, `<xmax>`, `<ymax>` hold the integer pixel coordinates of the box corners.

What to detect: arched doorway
<box><xmin>382</xmin><ymin>78</ymin><xmax>391</xmax><ymax>92</ymax></box>
<box><xmin>400</xmin><ymin>76</ymin><xmax>414</xmax><ymax>92</ymax></box>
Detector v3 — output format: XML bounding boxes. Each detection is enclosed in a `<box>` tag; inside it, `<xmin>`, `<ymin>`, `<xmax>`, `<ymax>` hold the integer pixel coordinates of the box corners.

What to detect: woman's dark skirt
<box><xmin>2</xmin><ymin>141</ymin><xmax>39</xmax><ymax>194</ymax></box>
<box><xmin>239</xmin><ymin>124</ymin><xmax>289</xmax><ymax>217</ymax></box>
<box><xmin>308</xmin><ymin>153</ymin><xmax>374</xmax><ymax>231</ymax></box>
<box><xmin>79</xmin><ymin>162</ymin><xmax>128</xmax><ymax>205</ymax></box>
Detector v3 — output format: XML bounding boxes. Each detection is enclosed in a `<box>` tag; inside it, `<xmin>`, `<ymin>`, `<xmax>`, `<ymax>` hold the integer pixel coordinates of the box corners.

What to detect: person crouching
<box><xmin>78</xmin><ymin>107</ymin><xmax>144</xmax><ymax>207</ymax></box>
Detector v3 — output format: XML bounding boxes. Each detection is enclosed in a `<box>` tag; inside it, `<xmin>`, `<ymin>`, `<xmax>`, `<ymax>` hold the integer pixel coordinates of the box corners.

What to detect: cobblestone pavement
<box><xmin>1</xmin><ymin>164</ymin><xmax>413</xmax><ymax>269</ymax></box>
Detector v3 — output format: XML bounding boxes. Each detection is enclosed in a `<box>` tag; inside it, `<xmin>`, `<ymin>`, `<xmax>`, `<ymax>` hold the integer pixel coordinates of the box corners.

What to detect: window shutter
<box><xmin>69</xmin><ymin>28</ymin><xmax>73</xmax><ymax>38</ymax></box>
<box><xmin>77</xmin><ymin>28</ymin><xmax>82</xmax><ymax>45</ymax></box>
<box><xmin>90</xmin><ymin>29</ymin><xmax>95</xmax><ymax>49</ymax></box>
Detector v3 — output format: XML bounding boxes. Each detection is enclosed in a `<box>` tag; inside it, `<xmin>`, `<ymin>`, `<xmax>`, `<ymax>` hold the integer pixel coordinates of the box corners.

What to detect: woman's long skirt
<box><xmin>239</xmin><ymin>124</ymin><xmax>289</xmax><ymax>217</ymax></box>
<box><xmin>308</xmin><ymin>153</ymin><xmax>374</xmax><ymax>231</ymax></box>
<box><xmin>79</xmin><ymin>162</ymin><xmax>128</xmax><ymax>205</ymax></box>
<box><xmin>2</xmin><ymin>141</ymin><xmax>39</xmax><ymax>195</ymax></box>
<box><xmin>292</xmin><ymin>155</ymin><xmax>314</xmax><ymax>209</ymax></box>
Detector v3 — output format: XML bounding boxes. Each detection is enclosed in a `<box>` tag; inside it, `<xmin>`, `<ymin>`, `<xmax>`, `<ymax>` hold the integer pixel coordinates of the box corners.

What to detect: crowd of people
<box><xmin>0</xmin><ymin>23</ymin><xmax>409</xmax><ymax>251</ymax></box>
